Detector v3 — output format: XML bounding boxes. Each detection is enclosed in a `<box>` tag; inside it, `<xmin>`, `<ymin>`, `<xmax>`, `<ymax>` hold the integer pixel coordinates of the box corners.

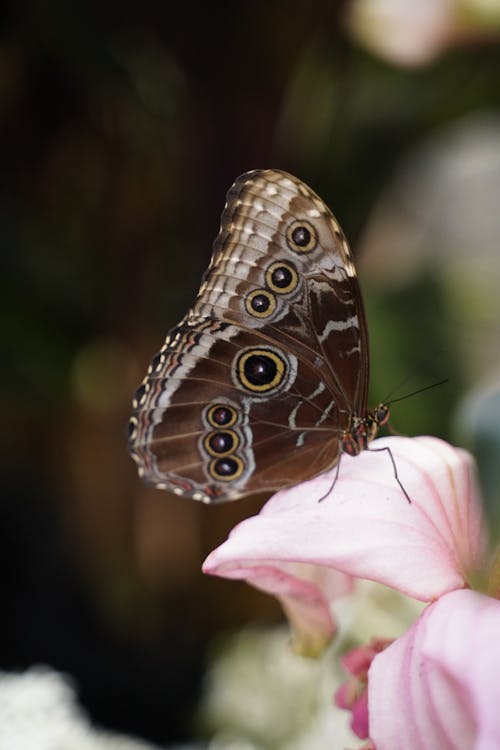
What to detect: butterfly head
<box><xmin>363</xmin><ymin>402</ymin><xmax>391</xmax><ymax>443</ymax></box>
<box><xmin>370</xmin><ymin>403</ymin><xmax>390</xmax><ymax>430</ymax></box>
<box><xmin>341</xmin><ymin>403</ymin><xmax>390</xmax><ymax>456</ymax></box>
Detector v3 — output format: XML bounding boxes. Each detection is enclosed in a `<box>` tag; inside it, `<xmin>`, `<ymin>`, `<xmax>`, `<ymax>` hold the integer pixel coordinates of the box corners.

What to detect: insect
<box><xmin>128</xmin><ymin>169</ymin><xmax>392</xmax><ymax>503</ymax></box>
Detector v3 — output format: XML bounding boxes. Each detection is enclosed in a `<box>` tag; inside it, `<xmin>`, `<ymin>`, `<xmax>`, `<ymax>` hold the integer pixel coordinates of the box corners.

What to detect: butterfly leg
<box><xmin>368</xmin><ymin>446</ymin><xmax>412</xmax><ymax>503</ymax></box>
<box><xmin>318</xmin><ymin>453</ymin><xmax>343</xmax><ymax>503</ymax></box>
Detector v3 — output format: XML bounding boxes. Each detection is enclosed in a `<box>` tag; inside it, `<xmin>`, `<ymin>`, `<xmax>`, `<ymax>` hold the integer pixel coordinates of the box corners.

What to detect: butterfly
<box><xmin>128</xmin><ymin>169</ymin><xmax>391</xmax><ymax>503</ymax></box>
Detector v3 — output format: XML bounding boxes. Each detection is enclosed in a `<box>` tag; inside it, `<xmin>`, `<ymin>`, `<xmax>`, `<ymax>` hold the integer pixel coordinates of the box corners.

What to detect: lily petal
<box><xmin>369</xmin><ymin>589</ymin><xmax>500</xmax><ymax>750</ymax></box>
<box><xmin>203</xmin><ymin>438</ymin><xmax>487</xmax><ymax>649</ymax></box>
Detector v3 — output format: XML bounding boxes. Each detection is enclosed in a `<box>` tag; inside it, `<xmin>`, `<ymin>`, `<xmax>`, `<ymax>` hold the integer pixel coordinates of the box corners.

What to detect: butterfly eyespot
<box><xmin>235</xmin><ymin>348</ymin><xmax>287</xmax><ymax>393</ymax></box>
<box><xmin>245</xmin><ymin>289</ymin><xmax>276</xmax><ymax>318</ymax></box>
<box><xmin>209</xmin><ymin>455</ymin><xmax>245</xmax><ymax>481</ymax></box>
<box><xmin>206</xmin><ymin>404</ymin><xmax>238</xmax><ymax>428</ymax></box>
<box><xmin>286</xmin><ymin>220</ymin><xmax>317</xmax><ymax>253</ymax></box>
<box><xmin>128</xmin><ymin>170</ymin><xmax>386</xmax><ymax>503</ymax></box>
<box><xmin>203</xmin><ymin>429</ymin><xmax>240</xmax><ymax>457</ymax></box>
<box><xmin>265</xmin><ymin>261</ymin><xmax>299</xmax><ymax>294</ymax></box>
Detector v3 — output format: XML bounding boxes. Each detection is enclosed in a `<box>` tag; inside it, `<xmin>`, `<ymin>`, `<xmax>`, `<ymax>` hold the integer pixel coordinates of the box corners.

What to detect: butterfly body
<box><xmin>128</xmin><ymin>170</ymin><xmax>389</xmax><ymax>503</ymax></box>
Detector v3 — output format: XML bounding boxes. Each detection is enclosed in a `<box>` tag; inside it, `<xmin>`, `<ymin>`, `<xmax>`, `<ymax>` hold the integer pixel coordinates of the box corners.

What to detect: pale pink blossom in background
<box><xmin>345</xmin><ymin>0</ymin><xmax>500</xmax><ymax>68</ymax></box>
<box><xmin>346</xmin><ymin>0</ymin><xmax>456</xmax><ymax>66</ymax></box>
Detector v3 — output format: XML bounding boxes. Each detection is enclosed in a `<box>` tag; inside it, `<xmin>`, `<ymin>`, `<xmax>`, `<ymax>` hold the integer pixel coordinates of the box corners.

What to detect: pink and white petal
<box><xmin>216</xmin><ymin>562</ymin><xmax>353</xmax><ymax>655</ymax></box>
<box><xmin>204</xmin><ymin>437</ymin><xmax>487</xmax><ymax>609</ymax></box>
<box><xmin>351</xmin><ymin>691</ymin><xmax>369</xmax><ymax>739</ymax></box>
<box><xmin>369</xmin><ymin>589</ymin><xmax>500</xmax><ymax>750</ymax></box>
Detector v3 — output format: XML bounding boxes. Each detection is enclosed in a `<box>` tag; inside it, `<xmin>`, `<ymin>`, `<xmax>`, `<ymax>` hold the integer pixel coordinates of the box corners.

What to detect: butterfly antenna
<box><xmin>381</xmin><ymin>349</ymin><xmax>446</xmax><ymax>403</ymax></box>
<box><xmin>382</xmin><ymin>371</ymin><xmax>418</xmax><ymax>404</ymax></box>
<box><xmin>385</xmin><ymin>378</ymin><xmax>449</xmax><ymax>406</ymax></box>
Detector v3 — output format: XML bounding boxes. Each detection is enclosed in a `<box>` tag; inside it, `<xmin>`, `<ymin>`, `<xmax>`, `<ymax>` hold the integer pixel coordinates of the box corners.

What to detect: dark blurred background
<box><xmin>2</xmin><ymin>0</ymin><xmax>500</xmax><ymax>745</ymax></box>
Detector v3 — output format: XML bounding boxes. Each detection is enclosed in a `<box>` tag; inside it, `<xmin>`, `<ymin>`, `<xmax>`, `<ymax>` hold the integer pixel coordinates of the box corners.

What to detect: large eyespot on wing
<box><xmin>128</xmin><ymin>316</ymin><xmax>346</xmax><ymax>502</ymax></box>
<box><xmin>188</xmin><ymin>170</ymin><xmax>342</xmax><ymax>329</ymax></box>
<box><xmin>129</xmin><ymin>170</ymin><xmax>370</xmax><ymax>502</ymax></box>
<box><xmin>189</xmin><ymin>169</ymin><xmax>369</xmax><ymax>416</ymax></box>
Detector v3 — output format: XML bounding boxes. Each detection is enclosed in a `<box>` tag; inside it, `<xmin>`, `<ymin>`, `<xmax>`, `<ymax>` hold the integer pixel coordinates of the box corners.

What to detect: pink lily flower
<box><xmin>204</xmin><ymin>436</ymin><xmax>486</xmax><ymax>651</ymax></box>
<box><xmin>335</xmin><ymin>638</ymin><xmax>392</xmax><ymax>739</ymax></box>
<box><xmin>203</xmin><ymin>436</ymin><xmax>497</xmax><ymax>748</ymax></box>
<box><xmin>369</xmin><ymin>588</ymin><xmax>500</xmax><ymax>749</ymax></box>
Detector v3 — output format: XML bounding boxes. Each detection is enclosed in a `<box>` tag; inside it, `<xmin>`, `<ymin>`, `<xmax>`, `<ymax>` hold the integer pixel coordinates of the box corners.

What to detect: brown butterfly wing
<box><xmin>128</xmin><ymin>170</ymin><xmax>369</xmax><ymax>502</ymax></box>
<box><xmin>194</xmin><ymin>170</ymin><xmax>369</xmax><ymax>413</ymax></box>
